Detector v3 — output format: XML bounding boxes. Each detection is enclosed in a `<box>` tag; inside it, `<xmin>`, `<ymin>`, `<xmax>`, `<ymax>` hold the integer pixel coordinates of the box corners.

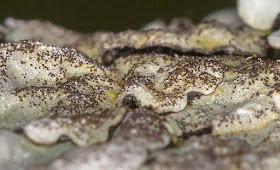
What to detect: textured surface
<box><xmin>24</xmin><ymin>108</ymin><xmax>127</xmax><ymax>146</ymax></box>
<box><xmin>0</xmin><ymin>40</ymin><xmax>121</xmax><ymax>131</ymax></box>
<box><xmin>169</xmin><ymin>56</ymin><xmax>280</xmax><ymax>135</ymax></box>
<box><xmin>102</xmin><ymin>21</ymin><xmax>265</xmax><ymax>64</ymax></box>
<box><xmin>42</xmin><ymin>107</ymin><xmax>182</xmax><ymax>170</ymax></box>
<box><xmin>1</xmin><ymin>17</ymin><xmax>280</xmax><ymax>170</ymax></box>
<box><xmin>117</xmin><ymin>53</ymin><xmax>224</xmax><ymax>113</ymax></box>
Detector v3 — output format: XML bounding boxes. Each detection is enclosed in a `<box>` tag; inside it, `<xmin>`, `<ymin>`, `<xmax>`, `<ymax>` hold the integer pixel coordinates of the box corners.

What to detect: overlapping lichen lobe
<box><xmin>100</xmin><ymin>21</ymin><xmax>266</xmax><ymax>67</ymax></box>
<box><xmin>214</xmin><ymin>59</ymin><xmax>280</xmax><ymax>134</ymax></box>
<box><xmin>119</xmin><ymin>54</ymin><xmax>278</xmax><ymax>133</ymax></box>
<box><xmin>115</xmin><ymin>53</ymin><xmax>227</xmax><ymax>114</ymax></box>
<box><xmin>24</xmin><ymin>107</ymin><xmax>128</xmax><ymax>146</ymax></box>
<box><xmin>163</xmin><ymin>54</ymin><xmax>280</xmax><ymax>136</ymax></box>
<box><xmin>44</xmin><ymin>108</ymin><xmax>182</xmax><ymax>167</ymax></box>
<box><xmin>0</xmin><ymin>39</ymin><xmax>125</xmax><ymax>134</ymax></box>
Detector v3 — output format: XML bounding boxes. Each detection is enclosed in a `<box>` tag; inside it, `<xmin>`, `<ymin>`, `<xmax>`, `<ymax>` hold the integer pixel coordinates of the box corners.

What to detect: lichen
<box><xmin>0</xmin><ymin>40</ymin><xmax>121</xmax><ymax>129</ymax></box>
<box><xmin>169</xmin><ymin>55</ymin><xmax>280</xmax><ymax>135</ymax></box>
<box><xmin>24</xmin><ymin>107</ymin><xmax>127</xmax><ymax>146</ymax></box>
<box><xmin>0</xmin><ymin>17</ymin><xmax>280</xmax><ymax>170</ymax></box>
<box><xmin>117</xmin><ymin>53</ymin><xmax>223</xmax><ymax>113</ymax></box>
